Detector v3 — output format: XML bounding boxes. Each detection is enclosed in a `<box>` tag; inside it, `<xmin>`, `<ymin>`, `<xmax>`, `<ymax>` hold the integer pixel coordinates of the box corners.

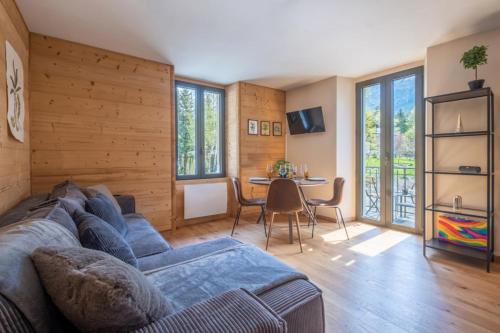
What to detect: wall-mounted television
<box><xmin>286</xmin><ymin>106</ymin><xmax>325</xmax><ymax>135</ymax></box>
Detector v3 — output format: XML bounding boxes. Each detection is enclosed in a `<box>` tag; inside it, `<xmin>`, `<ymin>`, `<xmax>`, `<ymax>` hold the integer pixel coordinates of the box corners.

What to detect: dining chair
<box><xmin>365</xmin><ymin>176</ymin><xmax>380</xmax><ymax>215</ymax></box>
<box><xmin>230</xmin><ymin>177</ymin><xmax>267</xmax><ymax>237</ymax></box>
<box><xmin>265</xmin><ymin>178</ymin><xmax>303</xmax><ymax>253</ymax></box>
<box><xmin>306</xmin><ymin>177</ymin><xmax>349</xmax><ymax>239</ymax></box>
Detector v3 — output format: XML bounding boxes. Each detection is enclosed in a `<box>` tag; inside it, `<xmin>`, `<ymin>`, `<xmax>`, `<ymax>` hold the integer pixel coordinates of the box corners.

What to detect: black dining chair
<box><xmin>230</xmin><ymin>177</ymin><xmax>267</xmax><ymax>236</ymax></box>
<box><xmin>306</xmin><ymin>177</ymin><xmax>349</xmax><ymax>239</ymax></box>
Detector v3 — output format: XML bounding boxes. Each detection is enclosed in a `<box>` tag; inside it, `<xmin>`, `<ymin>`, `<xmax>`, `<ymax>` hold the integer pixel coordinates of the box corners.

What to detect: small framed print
<box><xmin>272</xmin><ymin>122</ymin><xmax>282</xmax><ymax>136</ymax></box>
<box><xmin>260</xmin><ymin>121</ymin><xmax>270</xmax><ymax>136</ymax></box>
<box><xmin>248</xmin><ymin>119</ymin><xmax>258</xmax><ymax>135</ymax></box>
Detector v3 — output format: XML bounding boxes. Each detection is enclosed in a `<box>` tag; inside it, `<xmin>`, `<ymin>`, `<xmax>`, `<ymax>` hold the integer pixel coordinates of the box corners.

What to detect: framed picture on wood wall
<box><xmin>272</xmin><ymin>122</ymin><xmax>282</xmax><ymax>136</ymax></box>
<box><xmin>260</xmin><ymin>121</ymin><xmax>270</xmax><ymax>136</ymax></box>
<box><xmin>248</xmin><ymin>119</ymin><xmax>258</xmax><ymax>135</ymax></box>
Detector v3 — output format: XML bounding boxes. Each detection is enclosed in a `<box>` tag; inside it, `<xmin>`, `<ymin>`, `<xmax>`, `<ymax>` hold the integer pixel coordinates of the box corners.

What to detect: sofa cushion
<box><xmin>86</xmin><ymin>184</ymin><xmax>122</xmax><ymax>214</ymax></box>
<box><xmin>0</xmin><ymin>219</ymin><xmax>80</xmax><ymax>333</ymax></box>
<box><xmin>146</xmin><ymin>244</ymin><xmax>306</xmax><ymax>312</ymax></box>
<box><xmin>0</xmin><ymin>293</ymin><xmax>34</xmax><ymax>333</ymax></box>
<box><xmin>258</xmin><ymin>278</ymin><xmax>324</xmax><ymax>333</ymax></box>
<box><xmin>137</xmin><ymin>237</ymin><xmax>241</xmax><ymax>271</ymax></box>
<box><xmin>31</xmin><ymin>246</ymin><xmax>172</xmax><ymax>333</ymax></box>
<box><xmin>124</xmin><ymin>214</ymin><xmax>172</xmax><ymax>258</ymax></box>
<box><xmin>86</xmin><ymin>194</ymin><xmax>128</xmax><ymax>236</ymax></box>
<box><xmin>73</xmin><ymin>211</ymin><xmax>137</xmax><ymax>267</ymax></box>
<box><xmin>0</xmin><ymin>193</ymin><xmax>49</xmax><ymax>228</ymax></box>
<box><xmin>25</xmin><ymin>202</ymin><xmax>78</xmax><ymax>240</ymax></box>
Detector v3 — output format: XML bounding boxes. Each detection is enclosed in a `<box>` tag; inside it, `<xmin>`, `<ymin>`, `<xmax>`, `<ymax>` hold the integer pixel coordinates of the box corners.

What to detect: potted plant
<box><xmin>460</xmin><ymin>45</ymin><xmax>488</xmax><ymax>90</ymax></box>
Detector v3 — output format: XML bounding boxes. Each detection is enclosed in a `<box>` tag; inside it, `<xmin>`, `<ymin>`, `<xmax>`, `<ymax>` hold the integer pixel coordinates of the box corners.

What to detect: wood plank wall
<box><xmin>30</xmin><ymin>34</ymin><xmax>174</xmax><ymax>231</ymax></box>
<box><xmin>0</xmin><ymin>0</ymin><xmax>30</xmax><ymax>214</ymax></box>
<box><xmin>226</xmin><ymin>82</ymin><xmax>286</xmax><ymax>215</ymax></box>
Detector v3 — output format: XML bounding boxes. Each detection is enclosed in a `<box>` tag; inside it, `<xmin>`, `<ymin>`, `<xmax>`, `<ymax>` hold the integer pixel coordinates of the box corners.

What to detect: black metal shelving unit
<box><xmin>423</xmin><ymin>87</ymin><xmax>495</xmax><ymax>272</ymax></box>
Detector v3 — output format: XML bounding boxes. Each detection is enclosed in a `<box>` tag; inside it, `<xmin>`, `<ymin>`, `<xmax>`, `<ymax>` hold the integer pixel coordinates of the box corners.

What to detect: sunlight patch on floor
<box><xmin>349</xmin><ymin>230</ymin><xmax>410</xmax><ymax>257</ymax></box>
<box><xmin>320</xmin><ymin>223</ymin><xmax>376</xmax><ymax>243</ymax></box>
<box><xmin>345</xmin><ymin>259</ymin><xmax>356</xmax><ymax>266</ymax></box>
<box><xmin>331</xmin><ymin>255</ymin><xmax>342</xmax><ymax>261</ymax></box>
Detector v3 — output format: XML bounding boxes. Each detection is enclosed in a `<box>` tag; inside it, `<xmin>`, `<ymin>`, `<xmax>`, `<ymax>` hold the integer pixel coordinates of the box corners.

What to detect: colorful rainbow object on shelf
<box><xmin>437</xmin><ymin>214</ymin><xmax>487</xmax><ymax>251</ymax></box>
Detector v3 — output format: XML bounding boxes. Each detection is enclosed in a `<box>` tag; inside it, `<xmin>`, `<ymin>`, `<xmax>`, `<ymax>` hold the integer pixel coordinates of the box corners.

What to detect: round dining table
<box><xmin>248</xmin><ymin>177</ymin><xmax>328</xmax><ymax>244</ymax></box>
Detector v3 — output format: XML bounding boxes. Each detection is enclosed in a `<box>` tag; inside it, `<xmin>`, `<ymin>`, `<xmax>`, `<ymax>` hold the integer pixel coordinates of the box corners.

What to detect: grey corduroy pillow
<box><xmin>31</xmin><ymin>246</ymin><xmax>172</xmax><ymax>333</ymax></box>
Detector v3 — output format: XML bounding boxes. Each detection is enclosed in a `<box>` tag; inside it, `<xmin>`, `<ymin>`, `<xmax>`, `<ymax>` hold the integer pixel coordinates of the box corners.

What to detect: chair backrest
<box><xmin>331</xmin><ymin>177</ymin><xmax>345</xmax><ymax>205</ymax></box>
<box><xmin>266</xmin><ymin>178</ymin><xmax>303</xmax><ymax>213</ymax></box>
<box><xmin>230</xmin><ymin>177</ymin><xmax>243</xmax><ymax>205</ymax></box>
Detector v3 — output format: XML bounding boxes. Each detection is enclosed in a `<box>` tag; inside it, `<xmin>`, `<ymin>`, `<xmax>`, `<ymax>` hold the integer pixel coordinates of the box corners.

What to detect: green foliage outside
<box><xmin>363</xmin><ymin>78</ymin><xmax>416</xmax><ymax>178</ymax></box>
<box><xmin>203</xmin><ymin>92</ymin><xmax>221</xmax><ymax>174</ymax></box>
<box><xmin>177</xmin><ymin>87</ymin><xmax>196</xmax><ymax>175</ymax></box>
<box><xmin>177</xmin><ymin>87</ymin><xmax>221</xmax><ymax>176</ymax></box>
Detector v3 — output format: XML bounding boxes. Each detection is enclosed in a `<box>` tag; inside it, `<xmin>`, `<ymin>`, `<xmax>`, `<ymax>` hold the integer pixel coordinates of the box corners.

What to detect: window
<box><xmin>176</xmin><ymin>81</ymin><xmax>225</xmax><ymax>179</ymax></box>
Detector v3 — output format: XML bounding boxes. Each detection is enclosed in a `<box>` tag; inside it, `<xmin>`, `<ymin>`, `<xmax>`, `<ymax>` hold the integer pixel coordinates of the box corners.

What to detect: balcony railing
<box><xmin>363</xmin><ymin>165</ymin><xmax>415</xmax><ymax>226</ymax></box>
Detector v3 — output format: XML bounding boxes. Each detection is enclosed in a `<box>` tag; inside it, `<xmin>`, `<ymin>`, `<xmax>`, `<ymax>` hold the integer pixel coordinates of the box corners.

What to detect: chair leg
<box><xmin>266</xmin><ymin>213</ymin><xmax>276</xmax><ymax>251</ymax></box>
<box><xmin>312</xmin><ymin>206</ymin><xmax>317</xmax><ymax>238</ymax></box>
<box><xmin>334</xmin><ymin>207</ymin><xmax>340</xmax><ymax>229</ymax></box>
<box><xmin>337</xmin><ymin>207</ymin><xmax>349</xmax><ymax>240</ymax></box>
<box><xmin>231</xmin><ymin>206</ymin><xmax>241</xmax><ymax>236</ymax></box>
<box><xmin>261</xmin><ymin>206</ymin><xmax>267</xmax><ymax>237</ymax></box>
<box><xmin>295</xmin><ymin>212</ymin><xmax>303</xmax><ymax>253</ymax></box>
<box><xmin>256</xmin><ymin>208</ymin><xmax>264</xmax><ymax>224</ymax></box>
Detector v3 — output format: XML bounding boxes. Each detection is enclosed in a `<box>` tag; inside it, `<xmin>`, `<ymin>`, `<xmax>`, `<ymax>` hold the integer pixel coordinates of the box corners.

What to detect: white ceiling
<box><xmin>15</xmin><ymin>0</ymin><xmax>500</xmax><ymax>90</ymax></box>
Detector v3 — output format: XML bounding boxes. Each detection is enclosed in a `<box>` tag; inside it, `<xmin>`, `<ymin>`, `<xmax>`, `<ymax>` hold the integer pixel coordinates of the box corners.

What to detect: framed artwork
<box><xmin>272</xmin><ymin>122</ymin><xmax>282</xmax><ymax>136</ymax></box>
<box><xmin>248</xmin><ymin>119</ymin><xmax>258</xmax><ymax>135</ymax></box>
<box><xmin>5</xmin><ymin>41</ymin><xmax>25</xmax><ymax>142</ymax></box>
<box><xmin>261</xmin><ymin>121</ymin><xmax>270</xmax><ymax>136</ymax></box>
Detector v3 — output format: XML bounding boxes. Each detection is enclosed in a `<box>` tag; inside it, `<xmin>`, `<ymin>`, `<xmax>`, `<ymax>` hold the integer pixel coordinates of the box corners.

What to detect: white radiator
<box><xmin>184</xmin><ymin>183</ymin><xmax>227</xmax><ymax>219</ymax></box>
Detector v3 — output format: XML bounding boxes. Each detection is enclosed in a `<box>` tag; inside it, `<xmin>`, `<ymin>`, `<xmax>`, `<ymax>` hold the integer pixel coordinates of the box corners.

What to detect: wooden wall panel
<box><xmin>0</xmin><ymin>0</ymin><xmax>30</xmax><ymax>214</ymax></box>
<box><xmin>238</xmin><ymin>82</ymin><xmax>286</xmax><ymax>213</ymax></box>
<box><xmin>30</xmin><ymin>34</ymin><xmax>173</xmax><ymax>231</ymax></box>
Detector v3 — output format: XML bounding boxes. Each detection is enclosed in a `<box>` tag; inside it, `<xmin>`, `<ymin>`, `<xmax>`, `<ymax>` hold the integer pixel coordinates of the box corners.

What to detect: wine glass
<box><xmin>304</xmin><ymin>164</ymin><xmax>309</xmax><ymax>179</ymax></box>
<box><xmin>266</xmin><ymin>164</ymin><xmax>273</xmax><ymax>180</ymax></box>
<box><xmin>292</xmin><ymin>164</ymin><xmax>298</xmax><ymax>178</ymax></box>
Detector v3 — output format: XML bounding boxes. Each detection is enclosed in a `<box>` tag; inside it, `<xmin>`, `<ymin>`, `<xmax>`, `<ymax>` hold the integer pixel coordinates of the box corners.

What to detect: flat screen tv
<box><xmin>286</xmin><ymin>107</ymin><xmax>325</xmax><ymax>135</ymax></box>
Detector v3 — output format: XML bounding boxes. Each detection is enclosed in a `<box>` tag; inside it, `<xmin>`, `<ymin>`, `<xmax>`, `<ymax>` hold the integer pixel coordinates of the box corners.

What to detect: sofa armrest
<box><xmin>114</xmin><ymin>195</ymin><xmax>136</xmax><ymax>214</ymax></box>
<box><xmin>131</xmin><ymin>289</ymin><xmax>286</xmax><ymax>333</ymax></box>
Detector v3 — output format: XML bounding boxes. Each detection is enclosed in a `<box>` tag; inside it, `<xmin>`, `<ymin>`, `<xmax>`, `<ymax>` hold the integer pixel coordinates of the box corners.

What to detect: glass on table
<box><xmin>304</xmin><ymin>164</ymin><xmax>309</xmax><ymax>179</ymax></box>
<box><xmin>266</xmin><ymin>164</ymin><xmax>274</xmax><ymax>180</ymax></box>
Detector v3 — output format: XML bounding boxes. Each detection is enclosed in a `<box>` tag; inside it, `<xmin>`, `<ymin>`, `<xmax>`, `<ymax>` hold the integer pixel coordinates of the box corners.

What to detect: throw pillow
<box><xmin>85</xmin><ymin>193</ymin><xmax>128</xmax><ymax>235</ymax></box>
<box><xmin>87</xmin><ymin>184</ymin><xmax>122</xmax><ymax>214</ymax></box>
<box><xmin>31</xmin><ymin>246</ymin><xmax>172</xmax><ymax>333</ymax></box>
<box><xmin>73</xmin><ymin>211</ymin><xmax>137</xmax><ymax>267</ymax></box>
<box><xmin>25</xmin><ymin>202</ymin><xmax>79</xmax><ymax>239</ymax></box>
<box><xmin>49</xmin><ymin>180</ymin><xmax>87</xmax><ymax>205</ymax></box>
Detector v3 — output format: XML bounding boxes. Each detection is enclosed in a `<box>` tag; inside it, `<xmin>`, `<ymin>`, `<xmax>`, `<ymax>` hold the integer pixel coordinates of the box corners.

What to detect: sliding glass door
<box><xmin>357</xmin><ymin>67</ymin><xmax>423</xmax><ymax>231</ymax></box>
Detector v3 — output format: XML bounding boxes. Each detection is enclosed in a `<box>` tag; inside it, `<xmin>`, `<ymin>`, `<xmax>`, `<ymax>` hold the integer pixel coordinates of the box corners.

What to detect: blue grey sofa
<box><xmin>0</xmin><ymin>186</ymin><xmax>325</xmax><ymax>333</ymax></box>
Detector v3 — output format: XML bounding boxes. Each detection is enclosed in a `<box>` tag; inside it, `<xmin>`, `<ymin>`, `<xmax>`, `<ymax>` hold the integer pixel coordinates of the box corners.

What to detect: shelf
<box><xmin>425</xmin><ymin>131</ymin><xmax>491</xmax><ymax>138</ymax></box>
<box><xmin>425</xmin><ymin>239</ymin><xmax>487</xmax><ymax>260</ymax></box>
<box><xmin>425</xmin><ymin>88</ymin><xmax>491</xmax><ymax>104</ymax></box>
<box><xmin>425</xmin><ymin>170</ymin><xmax>488</xmax><ymax>176</ymax></box>
<box><xmin>425</xmin><ymin>204</ymin><xmax>490</xmax><ymax>219</ymax></box>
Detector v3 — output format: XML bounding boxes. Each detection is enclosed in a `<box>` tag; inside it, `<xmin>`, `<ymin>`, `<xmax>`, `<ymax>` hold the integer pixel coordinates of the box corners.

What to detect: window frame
<box><xmin>175</xmin><ymin>80</ymin><xmax>225</xmax><ymax>180</ymax></box>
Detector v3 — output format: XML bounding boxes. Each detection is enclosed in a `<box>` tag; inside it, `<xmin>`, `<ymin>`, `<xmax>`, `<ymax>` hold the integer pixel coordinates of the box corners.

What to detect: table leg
<box><xmin>298</xmin><ymin>186</ymin><xmax>317</xmax><ymax>226</ymax></box>
<box><xmin>288</xmin><ymin>215</ymin><xmax>293</xmax><ymax>244</ymax></box>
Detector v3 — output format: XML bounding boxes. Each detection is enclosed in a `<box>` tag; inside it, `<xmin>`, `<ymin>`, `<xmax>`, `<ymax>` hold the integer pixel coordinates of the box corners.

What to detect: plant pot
<box><xmin>468</xmin><ymin>79</ymin><xmax>485</xmax><ymax>90</ymax></box>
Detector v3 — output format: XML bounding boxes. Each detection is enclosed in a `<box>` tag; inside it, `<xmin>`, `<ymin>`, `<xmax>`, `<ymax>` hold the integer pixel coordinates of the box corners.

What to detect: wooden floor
<box><xmin>163</xmin><ymin>214</ymin><xmax>500</xmax><ymax>333</ymax></box>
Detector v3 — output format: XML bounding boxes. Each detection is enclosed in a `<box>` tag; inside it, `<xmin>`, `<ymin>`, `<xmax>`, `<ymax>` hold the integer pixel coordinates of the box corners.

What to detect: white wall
<box><xmin>285</xmin><ymin>76</ymin><xmax>356</xmax><ymax>220</ymax></box>
<box><xmin>336</xmin><ymin>77</ymin><xmax>356</xmax><ymax>220</ymax></box>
